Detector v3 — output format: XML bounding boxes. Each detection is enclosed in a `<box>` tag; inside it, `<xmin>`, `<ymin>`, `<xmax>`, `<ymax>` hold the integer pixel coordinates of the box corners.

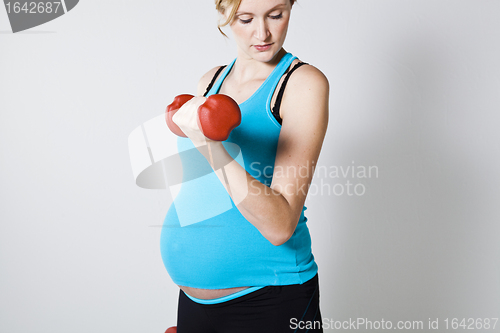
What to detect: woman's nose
<box><xmin>254</xmin><ymin>19</ymin><xmax>270</xmax><ymax>41</ymax></box>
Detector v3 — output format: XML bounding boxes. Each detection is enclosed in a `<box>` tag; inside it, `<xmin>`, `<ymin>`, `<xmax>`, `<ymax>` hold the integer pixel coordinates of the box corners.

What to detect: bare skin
<box><xmin>179</xmin><ymin>285</ymin><xmax>251</xmax><ymax>299</ymax></box>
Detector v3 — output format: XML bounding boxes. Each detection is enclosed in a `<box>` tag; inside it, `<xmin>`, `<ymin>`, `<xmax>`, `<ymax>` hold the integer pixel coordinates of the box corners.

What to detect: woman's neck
<box><xmin>231</xmin><ymin>48</ymin><xmax>287</xmax><ymax>84</ymax></box>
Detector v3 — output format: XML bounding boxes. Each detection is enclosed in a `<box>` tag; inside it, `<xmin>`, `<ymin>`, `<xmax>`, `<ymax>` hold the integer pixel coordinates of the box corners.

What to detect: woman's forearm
<box><xmin>198</xmin><ymin>140</ymin><xmax>296</xmax><ymax>246</ymax></box>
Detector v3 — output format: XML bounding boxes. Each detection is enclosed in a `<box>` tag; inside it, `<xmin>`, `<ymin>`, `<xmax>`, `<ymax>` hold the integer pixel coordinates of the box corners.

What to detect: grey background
<box><xmin>1</xmin><ymin>0</ymin><xmax>499</xmax><ymax>332</ymax></box>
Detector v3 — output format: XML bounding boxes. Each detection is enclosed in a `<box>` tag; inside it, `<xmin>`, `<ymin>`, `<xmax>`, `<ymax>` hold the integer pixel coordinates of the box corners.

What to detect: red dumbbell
<box><xmin>165</xmin><ymin>94</ymin><xmax>241</xmax><ymax>141</ymax></box>
<box><xmin>165</xmin><ymin>326</ymin><xmax>177</xmax><ymax>333</ymax></box>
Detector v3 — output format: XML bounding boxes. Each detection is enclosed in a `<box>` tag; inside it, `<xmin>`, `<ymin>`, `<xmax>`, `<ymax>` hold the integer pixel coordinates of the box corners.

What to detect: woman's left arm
<box><xmin>173</xmin><ymin>66</ymin><xmax>329</xmax><ymax>246</ymax></box>
<box><xmin>249</xmin><ymin>65</ymin><xmax>329</xmax><ymax>245</ymax></box>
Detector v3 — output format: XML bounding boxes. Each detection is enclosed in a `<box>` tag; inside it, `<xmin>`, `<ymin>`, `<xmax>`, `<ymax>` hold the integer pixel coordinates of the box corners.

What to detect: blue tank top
<box><xmin>159</xmin><ymin>52</ymin><xmax>318</xmax><ymax>297</ymax></box>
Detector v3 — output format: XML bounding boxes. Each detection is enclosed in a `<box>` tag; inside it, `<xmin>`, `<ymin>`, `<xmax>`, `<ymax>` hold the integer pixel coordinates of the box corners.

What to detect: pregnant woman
<box><xmin>160</xmin><ymin>0</ymin><xmax>329</xmax><ymax>331</ymax></box>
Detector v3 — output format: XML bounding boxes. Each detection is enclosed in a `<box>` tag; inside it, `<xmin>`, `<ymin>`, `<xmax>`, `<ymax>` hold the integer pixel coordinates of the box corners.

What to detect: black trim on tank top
<box><xmin>203</xmin><ymin>61</ymin><xmax>309</xmax><ymax>126</ymax></box>
<box><xmin>203</xmin><ymin>65</ymin><xmax>227</xmax><ymax>97</ymax></box>
<box><xmin>272</xmin><ymin>61</ymin><xmax>308</xmax><ymax>125</ymax></box>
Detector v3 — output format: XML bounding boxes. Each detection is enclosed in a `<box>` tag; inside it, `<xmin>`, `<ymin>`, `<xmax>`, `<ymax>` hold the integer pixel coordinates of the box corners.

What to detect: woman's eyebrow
<box><xmin>236</xmin><ymin>3</ymin><xmax>287</xmax><ymax>16</ymax></box>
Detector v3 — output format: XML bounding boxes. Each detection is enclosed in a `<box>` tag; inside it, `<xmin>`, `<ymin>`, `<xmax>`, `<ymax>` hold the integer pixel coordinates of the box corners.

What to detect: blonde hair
<box><xmin>215</xmin><ymin>0</ymin><xmax>296</xmax><ymax>37</ymax></box>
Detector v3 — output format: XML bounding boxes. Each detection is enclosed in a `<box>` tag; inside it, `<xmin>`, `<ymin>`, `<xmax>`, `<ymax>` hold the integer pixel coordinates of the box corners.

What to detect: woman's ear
<box><xmin>221</xmin><ymin>5</ymin><xmax>232</xmax><ymax>24</ymax></box>
<box><xmin>220</xmin><ymin>10</ymin><xmax>228</xmax><ymax>23</ymax></box>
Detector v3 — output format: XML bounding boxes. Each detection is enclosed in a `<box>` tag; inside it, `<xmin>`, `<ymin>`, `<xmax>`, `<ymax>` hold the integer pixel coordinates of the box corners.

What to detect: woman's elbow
<box><xmin>271</xmin><ymin>233</ymin><xmax>293</xmax><ymax>246</ymax></box>
<box><xmin>269</xmin><ymin>223</ymin><xmax>296</xmax><ymax>246</ymax></box>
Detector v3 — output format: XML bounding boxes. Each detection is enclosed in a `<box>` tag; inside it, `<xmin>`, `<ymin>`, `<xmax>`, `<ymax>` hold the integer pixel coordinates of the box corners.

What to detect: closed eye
<box><xmin>239</xmin><ymin>12</ymin><xmax>283</xmax><ymax>25</ymax></box>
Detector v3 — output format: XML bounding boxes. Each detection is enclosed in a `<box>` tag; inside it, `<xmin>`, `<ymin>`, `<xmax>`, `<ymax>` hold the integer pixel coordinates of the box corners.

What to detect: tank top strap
<box><xmin>262</xmin><ymin>52</ymin><xmax>297</xmax><ymax>95</ymax></box>
<box><xmin>206</xmin><ymin>53</ymin><xmax>297</xmax><ymax>97</ymax></box>
<box><xmin>207</xmin><ymin>58</ymin><xmax>237</xmax><ymax>96</ymax></box>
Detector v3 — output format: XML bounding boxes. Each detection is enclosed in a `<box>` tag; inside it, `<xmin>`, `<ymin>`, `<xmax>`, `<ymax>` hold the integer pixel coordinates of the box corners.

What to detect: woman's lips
<box><xmin>254</xmin><ymin>43</ymin><xmax>272</xmax><ymax>51</ymax></box>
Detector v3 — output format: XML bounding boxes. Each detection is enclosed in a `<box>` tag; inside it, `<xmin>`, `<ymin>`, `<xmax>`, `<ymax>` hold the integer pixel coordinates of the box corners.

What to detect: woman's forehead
<box><xmin>236</xmin><ymin>0</ymin><xmax>289</xmax><ymax>14</ymax></box>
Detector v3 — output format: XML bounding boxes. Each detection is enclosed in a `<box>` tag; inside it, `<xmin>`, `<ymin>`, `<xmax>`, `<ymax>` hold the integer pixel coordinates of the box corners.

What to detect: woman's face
<box><xmin>228</xmin><ymin>0</ymin><xmax>292</xmax><ymax>63</ymax></box>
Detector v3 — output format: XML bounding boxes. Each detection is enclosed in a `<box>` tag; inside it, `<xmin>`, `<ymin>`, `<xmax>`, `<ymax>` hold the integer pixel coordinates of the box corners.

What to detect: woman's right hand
<box><xmin>172</xmin><ymin>96</ymin><xmax>213</xmax><ymax>147</ymax></box>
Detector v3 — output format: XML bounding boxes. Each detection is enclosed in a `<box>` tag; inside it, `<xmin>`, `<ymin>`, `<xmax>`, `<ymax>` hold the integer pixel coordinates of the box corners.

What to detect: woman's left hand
<box><xmin>172</xmin><ymin>96</ymin><xmax>214</xmax><ymax>147</ymax></box>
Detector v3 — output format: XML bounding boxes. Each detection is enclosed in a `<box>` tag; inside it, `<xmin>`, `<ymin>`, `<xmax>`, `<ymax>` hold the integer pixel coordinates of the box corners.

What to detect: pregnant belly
<box><xmin>159</xmin><ymin>202</ymin><xmax>297</xmax><ymax>290</ymax></box>
<box><xmin>160</xmin><ymin>203</ymin><xmax>258</xmax><ymax>288</ymax></box>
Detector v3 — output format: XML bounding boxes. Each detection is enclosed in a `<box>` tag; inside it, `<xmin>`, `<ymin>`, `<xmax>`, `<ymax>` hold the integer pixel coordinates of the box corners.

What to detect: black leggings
<box><xmin>177</xmin><ymin>274</ymin><xmax>323</xmax><ymax>333</ymax></box>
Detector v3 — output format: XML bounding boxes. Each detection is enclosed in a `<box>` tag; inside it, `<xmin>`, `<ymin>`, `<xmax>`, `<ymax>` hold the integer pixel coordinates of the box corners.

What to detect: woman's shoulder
<box><xmin>287</xmin><ymin>59</ymin><xmax>329</xmax><ymax>94</ymax></box>
<box><xmin>279</xmin><ymin>59</ymin><xmax>330</xmax><ymax>122</ymax></box>
<box><xmin>196</xmin><ymin>65</ymin><xmax>226</xmax><ymax>96</ymax></box>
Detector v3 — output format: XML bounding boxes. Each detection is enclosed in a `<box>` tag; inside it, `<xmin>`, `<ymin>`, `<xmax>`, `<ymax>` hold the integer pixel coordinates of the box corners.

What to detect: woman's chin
<box><xmin>251</xmin><ymin>48</ymin><xmax>279</xmax><ymax>63</ymax></box>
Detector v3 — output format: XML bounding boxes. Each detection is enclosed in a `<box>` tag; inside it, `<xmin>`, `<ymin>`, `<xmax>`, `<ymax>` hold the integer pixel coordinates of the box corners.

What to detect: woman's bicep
<box><xmin>270</xmin><ymin>66</ymin><xmax>330</xmax><ymax>224</ymax></box>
